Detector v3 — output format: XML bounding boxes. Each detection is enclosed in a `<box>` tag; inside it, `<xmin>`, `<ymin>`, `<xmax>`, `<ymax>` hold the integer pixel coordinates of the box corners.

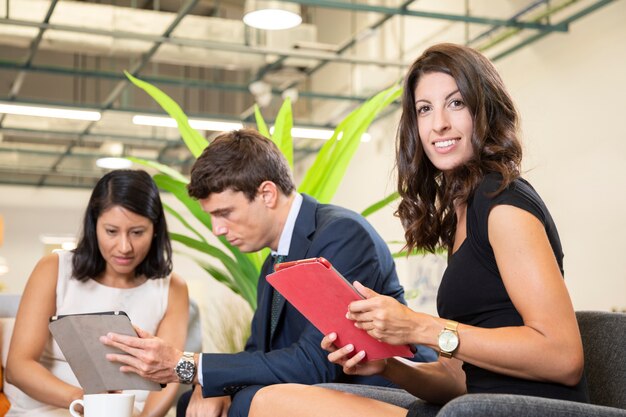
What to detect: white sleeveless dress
<box><xmin>5</xmin><ymin>250</ymin><xmax>170</xmax><ymax>417</ymax></box>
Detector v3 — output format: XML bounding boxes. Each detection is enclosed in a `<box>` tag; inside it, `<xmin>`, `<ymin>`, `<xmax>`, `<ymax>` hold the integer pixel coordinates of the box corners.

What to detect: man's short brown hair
<box><xmin>188</xmin><ymin>128</ymin><xmax>296</xmax><ymax>201</ymax></box>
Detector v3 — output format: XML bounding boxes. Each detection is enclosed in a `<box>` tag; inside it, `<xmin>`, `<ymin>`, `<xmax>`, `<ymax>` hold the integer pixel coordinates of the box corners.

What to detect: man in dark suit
<box><xmin>102</xmin><ymin>129</ymin><xmax>435</xmax><ymax>417</ymax></box>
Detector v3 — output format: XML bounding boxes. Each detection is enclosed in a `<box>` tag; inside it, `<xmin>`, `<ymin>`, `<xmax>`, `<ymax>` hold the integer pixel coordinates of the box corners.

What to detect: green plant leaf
<box><xmin>254</xmin><ymin>105</ymin><xmax>270</xmax><ymax>139</ymax></box>
<box><xmin>125</xmin><ymin>72</ymin><xmax>413</xmax><ymax>313</ymax></box>
<box><xmin>124</xmin><ymin>71</ymin><xmax>208</xmax><ymax>158</ymax></box>
<box><xmin>154</xmin><ymin>174</ymin><xmax>212</xmax><ymax>231</ymax></box>
<box><xmin>245</xmin><ymin>248</ymin><xmax>269</xmax><ymax>273</ymax></box>
<box><xmin>298</xmin><ymin>85</ymin><xmax>401</xmax><ymax>203</ymax></box>
<box><xmin>361</xmin><ymin>191</ymin><xmax>399</xmax><ymax>217</ymax></box>
<box><xmin>170</xmin><ymin>233</ymin><xmax>257</xmax><ymax>308</ymax></box>
<box><xmin>126</xmin><ymin>156</ymin><xmax>189</xmax><ymax>184</ymax></box>
<box><xmin>181</xmin><ymin>252</ymin><xmax>240</xmax><ymax>295</ymax></box>
<box><xmin>163</xmin><ymin>203</ymin><xmax>207</xmax><ymax>244</ymax></box>
<box><xmin>270</xmin><ymin>98</ymin><xmax>294</xmax><ymax>170</ymax></box>
<box><xmin>300</xmin><ymin>87</ymin><xmax>392</xmax><ymax>196</ymax></box>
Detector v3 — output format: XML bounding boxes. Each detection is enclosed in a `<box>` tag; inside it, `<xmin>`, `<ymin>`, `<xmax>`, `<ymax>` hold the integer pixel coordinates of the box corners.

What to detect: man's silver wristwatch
<box><xmin>174</xmin><ymin>352</ymin><xmax>197</xmax><ymax>384</ymax></box>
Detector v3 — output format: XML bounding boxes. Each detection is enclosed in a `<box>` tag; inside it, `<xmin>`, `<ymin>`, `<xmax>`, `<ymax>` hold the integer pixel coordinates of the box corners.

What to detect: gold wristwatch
<box><xmin>438</xmin><ymin>320</ymin><xmax>459</xmax><ymax>359</ymax></box>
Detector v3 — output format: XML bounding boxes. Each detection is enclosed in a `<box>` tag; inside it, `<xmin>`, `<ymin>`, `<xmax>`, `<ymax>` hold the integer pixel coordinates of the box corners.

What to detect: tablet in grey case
<box><xmin>49</xmin><ymin>311</ymin><xmax>161</xmax><ymax>394</ymax></box>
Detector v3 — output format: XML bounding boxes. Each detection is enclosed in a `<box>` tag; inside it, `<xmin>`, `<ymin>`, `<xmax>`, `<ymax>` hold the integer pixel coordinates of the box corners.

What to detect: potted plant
<box><xmin>124</xmin><ymin>71</ymin><xmax>401</xmax><ymax>311</ymax></box>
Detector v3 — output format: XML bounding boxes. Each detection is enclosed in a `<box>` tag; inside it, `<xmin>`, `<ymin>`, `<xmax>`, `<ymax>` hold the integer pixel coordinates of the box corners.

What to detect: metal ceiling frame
<box><xmin>0</xmin><ymin>17</ymin><xmax>410</xmax><ymax>68</ymax></box>
<box><xmin>0</xmin><ymin>61</ymin><xmax>375</xmax><ymax>104</ymax></box>
<box><xmin>490</xmin><ymin>0</ymin><xmax>615</xmax><ymax>61</ymax></box>
<box><xmin>0</xmin><ymin>0</ymin><xmax>617</xmax><ymax>188</ymax></box>
<box><xmin>1</xmin><ymin>0</ymin><xmax>58</xmax><ymax>102</ymax></box>
<box><xmin>281</xmin><ymin>0</ymin><xmax>570</xmax><ymax>31</ymax></box>
<box><xmin>38</xmin><ymin>0</ymin><xmax>201</xmax><ymax>185</ymax></box>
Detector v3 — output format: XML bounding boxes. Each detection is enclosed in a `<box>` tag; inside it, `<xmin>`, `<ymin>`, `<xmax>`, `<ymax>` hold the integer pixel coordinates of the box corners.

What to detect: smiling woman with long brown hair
<box><xmin>246</xmin><ymin>43</ymin><xmax>589</xmax><ymax>417</ymax></box>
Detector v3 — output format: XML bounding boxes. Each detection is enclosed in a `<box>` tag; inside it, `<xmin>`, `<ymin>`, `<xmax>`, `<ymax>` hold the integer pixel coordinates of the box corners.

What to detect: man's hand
<box><xmin>100</xmin><ymin>326</ymin><xmax>183</xmax><ymax>384</ymax></box>
<box><xmin>186</xmin><ymin>386</ymin><xmax>231</xmax><ymax>417</ymax></box>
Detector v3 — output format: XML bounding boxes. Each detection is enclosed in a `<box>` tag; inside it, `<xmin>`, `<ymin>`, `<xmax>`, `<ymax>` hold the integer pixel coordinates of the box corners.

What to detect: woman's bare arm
<box><xmin>6</xmin><ymin>253</ymin><xmax>84</xmax><ymax>408</ymax></box>
<box><xmin>138</xmin><ymin>273</ymin><xmax>189</xmax><ymax>417</ymax></box>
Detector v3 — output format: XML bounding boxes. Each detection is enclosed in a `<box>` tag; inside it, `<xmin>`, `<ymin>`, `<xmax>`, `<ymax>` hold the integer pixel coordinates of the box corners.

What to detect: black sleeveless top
<box><xmin>437</xmin><ymin>173</ymin><xmax>588</xmax><ymax>402</ymax></box>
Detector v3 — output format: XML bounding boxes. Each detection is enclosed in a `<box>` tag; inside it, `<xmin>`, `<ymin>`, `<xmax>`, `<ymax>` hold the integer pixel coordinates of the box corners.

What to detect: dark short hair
<box><xmin>72</xmin><ymin>169</ymin><xmax>172</xmax><ymax>281</ymax></box>
<box><xmin>396</xmin><ymin>43</ymin><xmax>522</xmax><ymax>252</ymax></box>
<box><xmin>188</xmin><ymin>128</ymin><xmax>296</xmax><ymax>201</ymax></box>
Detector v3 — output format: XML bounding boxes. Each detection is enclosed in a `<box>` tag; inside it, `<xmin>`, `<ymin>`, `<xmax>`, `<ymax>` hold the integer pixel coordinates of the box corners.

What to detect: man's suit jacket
<box><xmin>198</xmin><ymin>194</ymin><xmax>435</xmax><ymax>417</ymax></box>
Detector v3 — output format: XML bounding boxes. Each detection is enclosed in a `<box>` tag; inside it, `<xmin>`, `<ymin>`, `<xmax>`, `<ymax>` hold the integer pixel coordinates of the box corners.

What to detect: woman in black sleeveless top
<box><xmin>248</xmin><ymin>43</ymin><xmax>588</xmax><ymax>417</ymax></box>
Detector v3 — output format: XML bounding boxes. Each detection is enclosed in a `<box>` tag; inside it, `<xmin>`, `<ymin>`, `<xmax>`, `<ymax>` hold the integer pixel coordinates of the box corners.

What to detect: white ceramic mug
<box><xmin>69</xmin><ymin>393</ymin><xmax>135</xmax><ymax>417</ymax></box>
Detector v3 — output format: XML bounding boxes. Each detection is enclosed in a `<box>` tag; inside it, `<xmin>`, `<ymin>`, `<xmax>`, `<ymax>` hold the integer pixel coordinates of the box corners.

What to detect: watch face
<box><xmin>439</xmin><ymin>330</ymin><xmax>459</xmax><ymax>352</ymax></box>
<box><xmin>176</xmin><ymin>360</ymin><xmax>195</xmax><ymax>383</ymax></box>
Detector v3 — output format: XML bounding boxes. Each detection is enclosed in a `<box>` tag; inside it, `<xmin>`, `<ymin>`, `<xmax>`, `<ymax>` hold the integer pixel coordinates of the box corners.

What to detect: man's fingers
<box><xmin>101</xmin><ymin>335</ymin><xmax>150</xmax><ymax>364</ymax></box>
<box><xmin>102</xmin><ymin>332</ymin><xmax>146</xmax><ymax>348</ymax></box>
<box><xmin>105</xmin><ymin>352</ymin><xmax>145</xmax><ymax>372</ymax></box>
<box><xmin>133</xmin><ymin>325</ymin><xmax>152</xmax><ymax>339</ymax></box>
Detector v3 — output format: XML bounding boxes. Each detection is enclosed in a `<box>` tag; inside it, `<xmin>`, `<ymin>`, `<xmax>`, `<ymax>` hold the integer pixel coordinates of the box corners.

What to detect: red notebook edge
<box><xmin>267</xmin><ymin>257</ymin><xmax>413</xmax><ymax>361</ymax></box>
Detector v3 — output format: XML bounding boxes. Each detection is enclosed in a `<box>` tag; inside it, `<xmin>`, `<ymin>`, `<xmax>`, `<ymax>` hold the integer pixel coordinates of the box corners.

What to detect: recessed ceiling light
<box><xmin>0</xmin><ymin>102</ymin><xmax>101</xmax><ymax>121</ymax></box>
<box><xmin>270</xmin><ymin>126</ymin><xmax>372</xmax><ymax>142</ymax></box>
<box><xmin>132</xmin><ymin>115</ymin><xmax>243</xmax><ymax>132</ymax></box>
<box><xmin>96</xmin><ymin>157</ymin><xmax>133</xmax><ymax>169</ymax></box>
<box><xmin>243</xmin><ymin>0</ymin><xmax>302</xmax><ymax>30</ymax></box>
<box><xmin>0</xmin><ymin>259</ymin><xmax>8</xmax><ymax>276</ymax></box>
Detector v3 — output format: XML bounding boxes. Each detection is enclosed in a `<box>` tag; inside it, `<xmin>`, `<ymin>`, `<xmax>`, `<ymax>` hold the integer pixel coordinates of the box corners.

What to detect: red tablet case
<box><xmin>267</xmin><ymin>257</ymin><xmax>413</xmax><ymax>361</ymax></box>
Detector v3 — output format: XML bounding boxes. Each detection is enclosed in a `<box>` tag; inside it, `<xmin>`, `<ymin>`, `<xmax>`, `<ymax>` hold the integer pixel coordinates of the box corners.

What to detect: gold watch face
<box><xmin>438</xmin><ymin>329</ymin><xmax>459</xmax><ymax>352</ymax></box>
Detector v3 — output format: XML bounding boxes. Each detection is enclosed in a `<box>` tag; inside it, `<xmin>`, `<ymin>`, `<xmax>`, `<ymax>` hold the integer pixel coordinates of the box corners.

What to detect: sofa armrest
<box><xmin>438</xmin><ymin>394</ymin><xmax>626</xmax><ymax>417</ymax></box>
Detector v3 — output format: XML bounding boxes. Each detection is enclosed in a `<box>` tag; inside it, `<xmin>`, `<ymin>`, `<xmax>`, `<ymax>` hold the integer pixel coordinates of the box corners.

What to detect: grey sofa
<box><xmin>321</xmin><ymin>310</ymin><xmax>626</xmax><ymax>417</ymax></box>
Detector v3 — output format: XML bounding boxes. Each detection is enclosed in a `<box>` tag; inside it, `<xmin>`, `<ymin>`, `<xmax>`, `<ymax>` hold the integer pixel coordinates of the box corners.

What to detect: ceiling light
<box><xmin>0</xmin><ymin>256</ymin><xmax>8</xmax><ymax>276</ymax></box>
<box><xmin>96</xmin><ymin>141</ymin><xmax>131</xmax><ymax>169</ymax></box>
<box><xmin>61</xmin><ymin>241</ymin><xmax>77</xmax><ymax>251</ymax></box>
<box><xmin>270</xmin><ymin>126</ymin><xmax>372</xmax><ymax>142</ymax></box>
<box><xmin>96</xmin><ymin>157</ymin><xmax>133</xmax><ymax>169</ymax></box>
<box><xmin>39</xmin><ymin>235</ymin><xmax>78</xmax><ymax>252</ymax></box>
<box><xmin>190</xmin><ymin>120</ymin><xmax>244</xmax><ymax>131</ymax></box>
<box><xmin>248</xmin><ymin>80</ymin><xmax>271</xmax><ymax>96</ymax></box>
<box><xmin>40</xmin><ymin>235</ymin><xmax>77</xmax><ymax>245</ymax></box>
<box><xmin>248</xmin><ymin>81</ymin><xmax>273</xmax><ymax>108</ymax></box>
<box><xmin>133</xmin><ymin>115</ymin><xmax>243</xmax><ymax>132</ymax></box>
<box><xmin>133</xmin><ymin>115</ymin><xmax>372</xmax><ymax>142</ymax></box>
<box><xmin>99</xmin><ymin>141</ymin><xmax>125</xmax><ymax>156</ymax></box>
<box><xmin>281</xmin><ymin>88</ymin><xmax>299</xmax><ymax>103</ymax></box>
<box><xmin>243</xmin><ymin>0</ymin><xmax>302</xmax><ymax>30</ymax></box>
<box><xmin>0</xmin><ymin>102</ymin><xmax>101</xmax><ymax>121</ymax></box>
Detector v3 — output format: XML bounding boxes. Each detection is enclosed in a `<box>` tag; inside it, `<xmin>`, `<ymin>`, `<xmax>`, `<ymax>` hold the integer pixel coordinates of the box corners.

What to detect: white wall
<box><xmin>498</xmin><ymin>1</ymin><xmax>626</xmax><ymax>311</ymax></box>
<box><xmin>329</xmin><ymin>1</ymin><xmax>626</xmax><ymax>312</ymax></box>
<box><xmin>0</xmin><ymin>186</ymin><xmax>88</xmax><ymax>293</ymax></box>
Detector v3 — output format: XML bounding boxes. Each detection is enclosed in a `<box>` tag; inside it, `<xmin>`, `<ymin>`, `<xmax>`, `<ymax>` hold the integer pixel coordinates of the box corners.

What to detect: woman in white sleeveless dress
<box><xmin>4</xmin><ymin>170</ymin><xmax>189</xmax><ymax>417</ymax></box>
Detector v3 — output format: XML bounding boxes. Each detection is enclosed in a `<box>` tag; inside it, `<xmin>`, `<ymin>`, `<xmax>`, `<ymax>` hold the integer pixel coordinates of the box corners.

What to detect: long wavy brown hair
<box><xmin>396</xmin><ymin>43</ymin><xmax>522</xmax><ymax>253</ymax></box>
